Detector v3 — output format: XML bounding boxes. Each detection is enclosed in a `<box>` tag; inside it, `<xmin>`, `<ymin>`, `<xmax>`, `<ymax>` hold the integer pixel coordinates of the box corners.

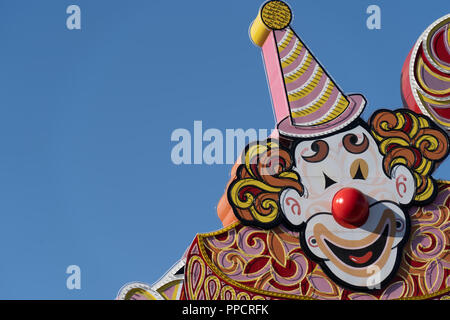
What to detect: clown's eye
<box><xmin>323</xmin><ymin>172</ymin><xmax>337</xmax><ymax>189</ymax></box>
<box><xmin>302</xmin><ymin>140</ymin><xmax>329</xmax><ymax>163</ymax></box>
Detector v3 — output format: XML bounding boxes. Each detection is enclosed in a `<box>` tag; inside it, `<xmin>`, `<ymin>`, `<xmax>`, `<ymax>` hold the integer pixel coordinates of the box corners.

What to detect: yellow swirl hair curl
<box><xmin>370</xmin><ymin>109</ymin><xmax>449</xmax><ymax>203</ymax></box>
<box><xmin>227</xmin><ymin>139</ymin><xmax>303</xmax><ymax>228</ymax></box>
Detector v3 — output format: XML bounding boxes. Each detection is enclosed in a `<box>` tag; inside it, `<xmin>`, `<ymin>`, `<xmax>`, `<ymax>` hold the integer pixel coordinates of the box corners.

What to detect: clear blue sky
<box><xmin>0</xmin><ymin>0</ymin><xmax>448</xmax><ymax>299</ymax></box>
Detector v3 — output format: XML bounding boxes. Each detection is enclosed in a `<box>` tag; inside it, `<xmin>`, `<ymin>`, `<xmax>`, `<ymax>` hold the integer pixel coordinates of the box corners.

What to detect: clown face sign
<box><xmin>282</xmin><ymin>122</ymin><xmax>419</xmax><ymax>290</ymax></box>
<box><xmin>229</xmin><ymin>109</ymin><xmax>448</xmax><ymax>291</ymax></box>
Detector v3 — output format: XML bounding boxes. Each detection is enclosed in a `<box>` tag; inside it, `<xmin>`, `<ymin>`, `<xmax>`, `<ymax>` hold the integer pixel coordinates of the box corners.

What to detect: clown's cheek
<box><xmin>302</xmin><ymin>199</ymin><xmax>331</xmax><ymax>221</ymax></box>
<box><xmin>280</xmin><ymin>188</ymin><xmax>305</xmax><ymax>226</ymax></box>
<box><xmin>391</xmin><ymin>165</ymin><xmax>415</xmax><ymax>205</ymax></box>
<box><xmin>396</xmin><ymin>175</ymin><xmax>408</xmax><ymax>199</ymax></box>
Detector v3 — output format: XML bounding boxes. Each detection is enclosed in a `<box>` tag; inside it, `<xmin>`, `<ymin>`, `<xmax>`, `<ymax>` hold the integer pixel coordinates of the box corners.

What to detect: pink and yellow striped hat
<box><xmin>250</xmin><ymin>1</ymin><xmax>366</xmax><ymax>138</ymax></box>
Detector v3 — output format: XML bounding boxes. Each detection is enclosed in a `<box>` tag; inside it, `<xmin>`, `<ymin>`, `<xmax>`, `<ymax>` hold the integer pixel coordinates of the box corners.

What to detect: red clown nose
<box><xmin>332</xmin><ymin>188</ymin><xmax>369</xmax><ymax>229</ymax></box>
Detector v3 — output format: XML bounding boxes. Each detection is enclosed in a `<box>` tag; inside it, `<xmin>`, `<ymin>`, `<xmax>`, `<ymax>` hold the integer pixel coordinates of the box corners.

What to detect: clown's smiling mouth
<box><xmin>324</xmin><ymin>224</ymin><xmax>389</xmax><ymax>268</ymax></box>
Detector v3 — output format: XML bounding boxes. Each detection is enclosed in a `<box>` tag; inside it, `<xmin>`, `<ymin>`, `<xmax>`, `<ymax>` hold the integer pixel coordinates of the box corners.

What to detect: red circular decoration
<box><xmin>331</xmin><ymin>188</ymin><xmax>369</xmax><ymax>229</ymax></box>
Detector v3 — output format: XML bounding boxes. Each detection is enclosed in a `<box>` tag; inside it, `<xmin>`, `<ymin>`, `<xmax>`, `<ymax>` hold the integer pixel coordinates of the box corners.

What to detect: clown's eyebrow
<box><xmin>342</xmin><ymin>133</ymin><xmax>369</xmax><ymax>154</ymax></box>
<box><xmin>301</xmin><ymin>140</ymin><xmax>329</xmax><ymax>163</ymax></box>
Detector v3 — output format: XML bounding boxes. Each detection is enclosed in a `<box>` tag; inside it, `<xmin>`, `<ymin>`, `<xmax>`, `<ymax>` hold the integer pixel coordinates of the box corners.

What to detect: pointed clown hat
<box><xmin>250</xmin><ymin>0</ymin><xmax>366</xmax><ymax>138</ymax></box>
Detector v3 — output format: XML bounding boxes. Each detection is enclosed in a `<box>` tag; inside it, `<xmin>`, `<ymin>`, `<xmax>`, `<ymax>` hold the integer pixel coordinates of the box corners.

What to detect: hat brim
<box><xmin>277</xmin><ymin>94</ymin><xmax>367</xmax><ymax>138</ymax></box>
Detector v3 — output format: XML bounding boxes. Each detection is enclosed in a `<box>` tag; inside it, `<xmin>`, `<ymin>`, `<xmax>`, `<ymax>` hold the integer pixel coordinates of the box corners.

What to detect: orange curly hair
<box><xmin>224</xmin><ymin>138</ymin><xmax>303</xmax><ymax>228</ymax></box>
<box><xmin>370</xmin><ymin>109</ymin><xmax>449</xmax><ymax>203</ymax></box>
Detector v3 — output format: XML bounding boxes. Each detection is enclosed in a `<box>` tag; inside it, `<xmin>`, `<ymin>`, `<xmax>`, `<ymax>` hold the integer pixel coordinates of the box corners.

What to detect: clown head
<box><xmin>228</xmin><ymin>110</ymin><xmax>448</xmax><ymax>291</ymax></box>
<box><xmin>227</xmin><ymin>0</ymin><xmax>449</xmax><ymax>291</ymax></box>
